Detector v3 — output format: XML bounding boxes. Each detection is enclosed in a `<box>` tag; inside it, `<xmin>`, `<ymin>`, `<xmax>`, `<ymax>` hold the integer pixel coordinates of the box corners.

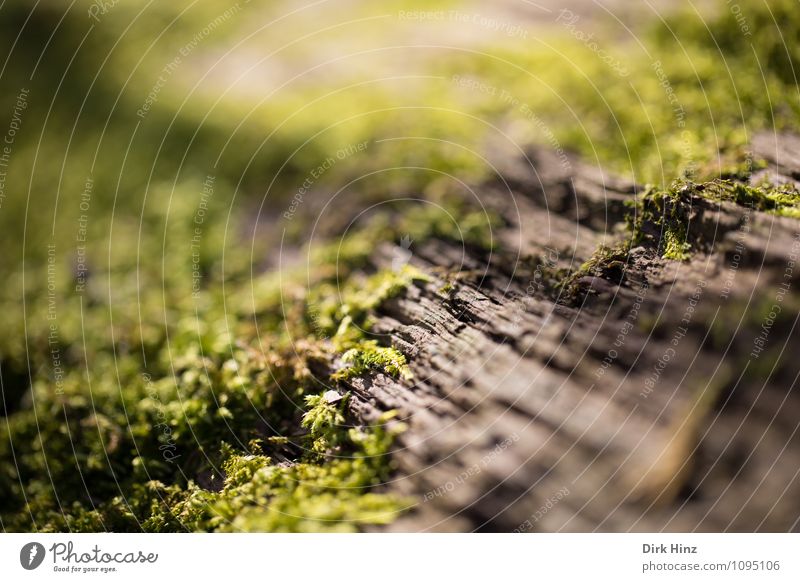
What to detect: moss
<box><xmin>628</xmin><ymin>178</ymin><xmax>800</xmax><ymax>263</ymax></box>
<box><xmin>305</xmin><ymin>265</ymin><xmax>424</xmax><ymax>382</ymax></box>
<box><xmin>166</xmin><ymin>410</ymin><xmax>410</xmax><ymax>533</ymax></box>
<box><xmin>626</xmin><ymin>183</ymin><xmax>694</xmax><ymax>261</ymax></box>
<box><xmin>4</xmin><ymin>0</ymin><xmax>800</xmax><ymax>533</ymax></box>
<box><xmin>310</xmin><ymin>266</ymin><xmax>428</xmax><ymax>336</ymax></box>
<box><xmin>661</xmin><ymin>226</ymin><xmax>692</xmax><ymax>261</ymax></box>
<box><xmin>436</xmin><ymin>0</ymin><xmax>799</xmax><ymax>183</ymax></box>
<box><xmin>302</xmin><ymin>392</ymin><xmax>349</xmax><ymax>455</ymax></box>
<box><xmin>333</xmin><ymin>341</ymin><xmax>413</xmax><ymax>382</ymax></box>
<box><xmin>0</xmin><ymin>188</ymin><xmax>419</xmax><ymax>531</ymax></box>
<box><xmin>0</xmin><ymin>331</ymin><xmax>410</xmax><ymax>532</ymax></box>
<box><xmin>555</xmin><ymin>243</ymin><xmax>631</xmax><ymax>303</ymax></box>
<box><xmin>338</xmin><ymin>266</ymin><xmax>431</xmax><ymax>331</ymax></box>
<box><xmin>698</xmin><ymin>180</ymin><xmax>800</xmax><ymax>216</ymax></box>
<box><xmin>50</xmin><ymin>410</ymin><xmax>412</xmax><ymax>533</ymax></box>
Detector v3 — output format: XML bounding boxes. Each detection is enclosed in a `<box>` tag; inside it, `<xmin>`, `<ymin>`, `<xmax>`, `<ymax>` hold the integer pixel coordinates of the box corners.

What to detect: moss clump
<box><xmin>333</xmin><ymin>341</ymin><xmax>413</xmax><ymax>382</ymax></box>
<box><xmin>161</xmin><ymin>411</ymin><xmax>412</xmax><ymax>533</ymax></box>
<box><xmin>557</xmin><ymin>171</ymin><xmax>800</xmax><ymax>304</ymax></box>
<box><xmin>631</xmin><ymin>178</ymin><xmax>800</xmax><ymax>262</ymax></box>
<box><xmin>309</xmin><ymin>266</ymin><xmax>429</xmax><ymax>337</ymax></box>
<box><xmin>0</xmin><ymin>183</ymin><xmax>429</xmax><ymax>531</ymax></box>
<box><xmin>661</xmin><ymin>221</ymin><xmax>692</xmax><ymax>261</ymax></box>
<box><xmin>307</xmin><ymin>266</ymin><xmax>424</xmax><ymax>382</ymax></box>
<box><xmin>554</xmin><ymin>174</ymin><xmax>799</xmax><ymax>303</ymax></box>
<box><xmin>554</xmin><ymin>243</ymin><xmax>631</xmax><ymax>304</ymax></box>
<box><xmin>0</xmin><ymin>329</ymin><xmax>412</xmax><ymax>532</ymax></box>
<box><xmin>627</xmin><ymin>184</ymin><xmax>696</xmax><ymax>261</ymax></box>
<box><xmin>302</xmin><ymin>392</ymin><xmax>349</xmax><ymax>455</ymax></box>
<box><xmin>698</xmin><ymin>180</ymin><xmax>800</xmax><ymax>217</ymax></box>
<box><xmin>661</xmin><ymin>227</ymin><xmax>692</xmax><ymax>261</ymax></box>
<box><xmin>56</xmin><ymin>411</ymin><xmax>410</xmax><ymax>533</ymax></box>
<box><xmin>438</xmin><ymin>281</ymin><xmax>455</xmax><ymax>296</ymax></box>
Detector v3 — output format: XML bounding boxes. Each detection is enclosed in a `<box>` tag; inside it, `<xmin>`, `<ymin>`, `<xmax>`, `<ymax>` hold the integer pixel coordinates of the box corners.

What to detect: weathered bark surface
<box><xmin>343</xmin><ymin>134</ymin><xmax>800</xmax><ymax>532</ymax></box>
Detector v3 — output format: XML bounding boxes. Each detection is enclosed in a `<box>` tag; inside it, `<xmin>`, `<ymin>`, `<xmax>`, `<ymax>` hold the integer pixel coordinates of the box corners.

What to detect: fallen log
<box><xmin>334</xmin><ymin>134</ymin><xmax>800</xmax><ymax>532</ymax></box>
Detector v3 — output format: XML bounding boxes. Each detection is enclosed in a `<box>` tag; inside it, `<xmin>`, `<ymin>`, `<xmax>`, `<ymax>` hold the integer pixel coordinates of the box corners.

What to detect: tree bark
<box><xmin>339</xmin><ymin>134</ymin><xmax>800</xmax><ymax>532</ymax></box>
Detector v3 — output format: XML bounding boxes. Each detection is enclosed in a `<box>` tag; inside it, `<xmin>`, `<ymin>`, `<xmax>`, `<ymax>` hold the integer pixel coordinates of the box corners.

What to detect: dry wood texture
<box><xmin>332</xmin><ymin>134</ymin><xmax>800</xmax><ymax>532</ymax></box>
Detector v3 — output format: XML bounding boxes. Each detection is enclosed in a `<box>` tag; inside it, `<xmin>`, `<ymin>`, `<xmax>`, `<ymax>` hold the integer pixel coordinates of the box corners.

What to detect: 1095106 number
<box><xmin>732</xmin><ymin>560</ymin><xmax>780</xmax><ymax>571</ymax></box>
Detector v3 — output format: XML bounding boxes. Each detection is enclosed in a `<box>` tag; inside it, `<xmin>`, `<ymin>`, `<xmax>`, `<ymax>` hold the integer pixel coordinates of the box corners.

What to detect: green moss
<box><xmin>698</xmin><ymin>180</ymin><xmax>800</xmax><ymax>216</ymax></box>
<box><xmin>662</xmin><ymin>226</ymin><xmax>692</xmax><ymax>261</ymax></box>
<box><xmin>0</xmin><ymin>188</ymin><xmax>419</xmax><ymax>531</ymax></box>
<box><xmin>627</xmin><ymin>178</ymin><xmax>800</xmax><ymax>264</ymax></box>
<box><xmin>333</xmin><ymin>341</ymin><xmax>413</xmax><ymax>382</ymax></box>
<box><xmin>627</xmin><ymin>184</ymin><xmax>694</xmax><ymax>261</ymax></box>
<box><xmin>555</xmin><ymin>243</ymin><xmax>630</xmax><ymax>303</ymax></box>
<box><xmin>48</xmin><ymin>409</ymin><xmax>411</xmax><ymax>533</ymax></box>
<box><xmin>166</xmin><ymin>410</ymin><xmax>410</xmax><ymax>533</ymax></box>
<box><xmin>302</xmin><ymin>393</ymin><xmax>349</xmax><ymax>455</ymax></box>
<box><xmin>305</xmin><ymin>266</ymin><xmax>423</xmax><ymax>382</ymax></box>
<box><xmin>4</xmin><ymin>0</ymin><xmax>800</xmax><ymax>533</ymax></box>
<box><xmin>309</xmin><ymin>265</ymin><xmax>429</xmax><ymax>338</ymax></box>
